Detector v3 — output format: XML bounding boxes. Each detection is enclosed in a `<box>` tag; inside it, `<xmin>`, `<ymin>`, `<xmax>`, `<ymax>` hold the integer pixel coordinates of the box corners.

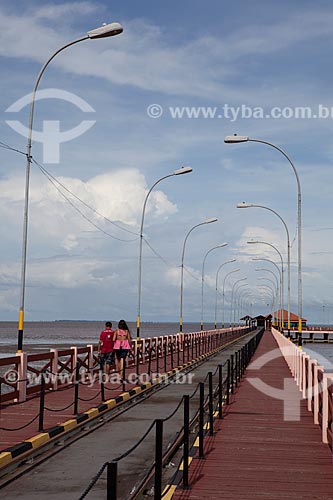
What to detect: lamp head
<box><xmin>87</xmin><ymin>22</ymin><xmax>123</xmax><ymax>39</ymax></box>
<box><xmin>247</xmin><ymin>241</ymin><xmax>260</xmax><ymax>244</ymax></box>
<box><xmin>237</xmin><ymin>202</ymin><xmax>253</xmax><ymax>209</ymax></box>
<box><xmin>218</xmin><ymin>243</ymin><xmax>228</xmax><ymax>248</ymax></box>
<box><xmin>205</xmin><ymin>217</ymin><xmax>218</xmax><ymax>224</ymax></box>
<box><xmin>174</xmin><ymin>166</ymin><xmax>193</xmax><ymax>175</ymax></box>
<box><xmin>224</xmin><ymin>134</ymin><xmax>249</xmax><ymax>143</ymax></box>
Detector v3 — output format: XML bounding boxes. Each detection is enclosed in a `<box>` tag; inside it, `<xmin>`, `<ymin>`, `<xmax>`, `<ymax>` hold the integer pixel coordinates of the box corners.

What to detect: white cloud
<box><xmin>2</xmin><ymin>4</ymin><xmax>333</xmax><ymax>102</ymax></box>
<box><xmin>0</xmin><ymin>167</ymin><xmax>178</xmax><ymax>249</ymax></box>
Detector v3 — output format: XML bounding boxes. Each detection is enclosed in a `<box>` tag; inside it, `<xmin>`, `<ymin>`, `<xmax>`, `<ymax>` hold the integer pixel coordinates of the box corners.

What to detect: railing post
<box><xmin>136</xmin><ymin>340</ymin><xmax>140</xmax><ymax>378</ymax></box>
<box><xmin>17</xmin><ymin>352</ymin><xmax>27</xmax><ymax>402</ymax></box>
<box><xmin>226</xmin><ymin>359</ymin><xmax>231</xmax><ymax>405</ymax></box>
<box><xmin>107</xmin><ymin>461</ymin><xmax>118</xmax><ymax>500</ymax></box>
<box><xmin>71</xmin><ymin>346</ymin><xmax>78</xmax><ymax>374</ymax></box>
<box><xmin>191</xmin><ymin>334</ymin><xmax>194</xmax><ymax>361</ymax></box>
<box><xmin>218</xmin><ymin>364</ymin><xmax>223</xmax><ymax>419</ymax></box>
<box><xmin>170</xmin><ymin>340</ymin><xmax>174</xmax><ymax>370</ymax></box>
<box><xmin>241</xmin><ymin>347</ymin><xmax>244</xmax><ymax>376</ymax></box>
<box><xmin>86</xmin><ymin>344</ymin><xmax>94</xmax><ymax>372</ymax></box>
<box><xmin>322</xmin><ymin>374</ymin><xmax>329</xmax><ymax>444</ymax></box>
<box><xmin>230</xmin><ymin>355</ymin><xmax>234</xmax><ymax>394</ymax></box>
<box><xmin>177</xmin><ymin>338</ymin><xmax>180</xmax><ymax>368</ymax></box>
<box><xmin>208</xmin><ymin>371</ymin><xmax>214</xmax><ymax>436</ymax></box>
<box><xmin>156</xmin><ymin>342</ymin><xmax>160</xmax><ymax>375</ymax></box>
<box><xmin>183</xmin><ymin>395</ymin><xmax>190</xmax><ymax>489</ymax></box>
<box><xmin>199</xmin><ymin>382</ymin><xmax>205</xmax><ymax>458</ymax></box>
<box><xmin>74</xmin><ymin>361</ymin><xmax>80</xmax><ymax>415</ymax></box>
<box><xmin>154</xmin><ymin>419</ymin><xmax>163</xmax><ymax>500</ymax></box>
<box><xmin>148</xmin><ymin>347</ymin><xmax>153</xmax><ymax>377</ymax></box>
<box><xmin>122</xmin><ymin>360</ymin><xmax>126</xmax><ymax>392</ymax></box>
<box><xmin>164</xmin><ymin>339</ymin><xmax>167</xmax><ymax>373</ymax></box>
<box><xmin>234</xmin><ymin>352</ymin><xmax>238</xmax><ymax>387</ymax></box>
<box><xmin>50</xmin><ymin>348</ymin><xmax>58</xmax><ymax>391</ymax></box>
<box><xmin>38</xmin><ymin>370</ymin><xmax>46</xmax><ymax>431</ymax></box>
<box><xmin>100</xmin><ymin>368</ymin><xmax>105</xmax><ymax>402</ymax></box>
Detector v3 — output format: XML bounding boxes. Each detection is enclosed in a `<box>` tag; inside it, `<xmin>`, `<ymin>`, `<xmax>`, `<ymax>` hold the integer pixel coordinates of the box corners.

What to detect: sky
<box><xmin>1</xmin><ymin>0</ymin><xmax>333</xmax><ymax>325</ymax></box>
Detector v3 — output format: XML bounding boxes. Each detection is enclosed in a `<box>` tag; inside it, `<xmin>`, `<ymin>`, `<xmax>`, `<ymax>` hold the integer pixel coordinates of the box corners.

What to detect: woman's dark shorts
<box><xmin>100</xmin><ymin>352</ymin><xmax>114</xmax><ymax>365</ymax></box>
<box><xmin>115</xmin><ymin>348</ymin><xmax>129</xmax><ymax>360</ymax></box>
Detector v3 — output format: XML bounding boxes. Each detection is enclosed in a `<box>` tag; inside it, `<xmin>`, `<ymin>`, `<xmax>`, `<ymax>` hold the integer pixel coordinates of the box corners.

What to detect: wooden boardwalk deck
<box><xmin>173</xmin><ymin>330</ymin><xmax>333</xmax><ymax>500</ymax></box>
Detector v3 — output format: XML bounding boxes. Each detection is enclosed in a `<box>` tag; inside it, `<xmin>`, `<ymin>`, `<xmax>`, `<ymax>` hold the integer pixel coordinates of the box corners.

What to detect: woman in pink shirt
<box><xmin>113</xmin><ymin>319</ymin><xmax>132</xmax><ymax>375</ymax></box>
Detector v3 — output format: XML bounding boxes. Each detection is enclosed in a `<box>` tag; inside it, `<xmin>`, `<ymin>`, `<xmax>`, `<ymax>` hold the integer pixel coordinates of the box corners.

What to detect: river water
<box><xmin>0</xmin><ymin>321</ymin><xmax>216</xmax><ymax>358</ymax></box>
<box><xmin>0</xmin><ymin>322</ymin><xmax>332</xmax><ymax>371</ymax></box>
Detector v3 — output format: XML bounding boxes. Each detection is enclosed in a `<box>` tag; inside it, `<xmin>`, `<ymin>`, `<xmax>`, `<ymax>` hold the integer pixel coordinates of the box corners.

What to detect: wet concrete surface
<box><xmin>0</xmin><ymin>332</ymin><xmax>257</xmax><ymax>499</ymax></box>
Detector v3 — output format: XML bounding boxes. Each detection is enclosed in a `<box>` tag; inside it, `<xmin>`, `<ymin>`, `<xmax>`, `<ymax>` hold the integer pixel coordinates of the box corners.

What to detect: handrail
<box><xmin>271</xmin><ymin>327</ymin><xmax>333</xmax><ymax>449</ymax></box>
<box><xmin>0</xmin><ymin>326</ymin><xmax>252</xmax><ymax>404</ymax></box>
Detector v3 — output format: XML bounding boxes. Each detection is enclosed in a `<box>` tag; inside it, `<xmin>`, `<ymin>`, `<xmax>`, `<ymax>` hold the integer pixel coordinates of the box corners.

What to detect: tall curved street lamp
<box><xmin>179</xmin><ymin>217</ymin><xmax>218</xmax><ymax>332</ymax></box>
<box><xmin>255</xmin><ymin>268</ymin><xmax>279</xmax><ymax>291</ymax></box>
<box><xmin>17</xmin><ymin>22</ymin><xmax>124</xmax><ymax>352</ymax></box>
<box><xmin>200</xmin><ymin>243</ymin><xmax>228</xmax><ymax>331</ymax></box>
<box><xmin>240</xmin><ymin>291</ymin><xmax>255</xmax><ymax>322</ymax></box>
<box><xmin>226</xmin><ymin>135</ymin><xmax>302</xmax><ymax>345</ymax></box>
<box><xmin>248</xmin><ymin>241</ymin><xmax>284</xmax><ymax>330</ymax></box>
<box><xmin>257</xmin><ymin>277</ymin><xmax>278</xmax><ymax>322</ymax></box>
<box><xmin>258</xmin><ymin>277</ymin><xmax>278</xmax><ymax>297</ymax></box>
<box><xmin>137</xmin><ymin>166</ymin><xmax>193</xmax><ymax>339</ymax></box>
<box><xmin>233</xmin><ymin>282</ymin><xmax>248</xmax><ymax>326</ymax></box>
<box><xmin>255</xmin><ymin>268</ymin><xmax>280</xmax><ymax>327</ymax></box>
<box><xmin>229</xmin><ymin>277</ymin><xmax>247</xmax><ymax>326</ymax></box>
<box><xmin>222</xmin><ymin>268</ymin><xmax>240</xmax><ymax>327</ymax></box>
<box><xmin>214</xmin><ymin>259</ymin><xmax>236</xmax><ymax>328</ymax></box>
<box><xmin>237</xmin><ymin>202</ymin><xmax>291</xmax><ymax>334</ymax></box>
<box><xmin>238</xmin><ymin>289</ymin><xmax>253</xmax><ymax>325</ymax></box>
<box><xmin>257</xmin><ymin>284</ymin><xmax>275</xmax><ymax>312</ymax></box>
<box><xmin>252</xmin><ymin>258</ymin><xmax>282</xmax><ymax>328</ymax></box>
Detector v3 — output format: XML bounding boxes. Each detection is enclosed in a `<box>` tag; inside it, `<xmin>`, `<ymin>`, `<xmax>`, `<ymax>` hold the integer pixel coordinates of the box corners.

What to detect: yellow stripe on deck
<box><xmin>162</xmin><ymin>484</ymin><xmax>177</xmax><ymax>500</ymax></box>
<box><xmin>179</xmin><ymin>456</ymin><xmax>193</xmax><ymax>470</ymax></box>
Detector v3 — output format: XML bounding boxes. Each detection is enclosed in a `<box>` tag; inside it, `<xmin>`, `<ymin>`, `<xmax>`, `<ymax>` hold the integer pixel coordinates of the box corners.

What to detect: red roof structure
<box><xmin>273</xmin><ymin>309</ymin><xmax>306</xmax><ymax>321</ymax></box>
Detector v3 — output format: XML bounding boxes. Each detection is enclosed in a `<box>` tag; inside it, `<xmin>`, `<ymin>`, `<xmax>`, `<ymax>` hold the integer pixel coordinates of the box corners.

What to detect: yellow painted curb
<box><xmin>105</xmin><ymin>399</ymin><xmax>117</xmax><ymax>410</ymax></box>
<box><xmin>120</xmin><ymin>392</ymin><xmax>130</xmax><ymax>402</ymax></box>
<box><xmin>84</xmin><ymin>408</ymin><xmax>99</xmax><ymax>419</ymax></box>
<box><xmin>62</xmin><ymin>419</ymin><xmax>79</xmax><ymax>431</ymax></box>
<box><xmin>25</xmin><ymin>433</ymin><xmax>50</xmax><ymax>448</ymax></box>
<box><xmin>0</xmin><ymin>452</ymin><xmax>13</xmax><ymax>467</ymax></box>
